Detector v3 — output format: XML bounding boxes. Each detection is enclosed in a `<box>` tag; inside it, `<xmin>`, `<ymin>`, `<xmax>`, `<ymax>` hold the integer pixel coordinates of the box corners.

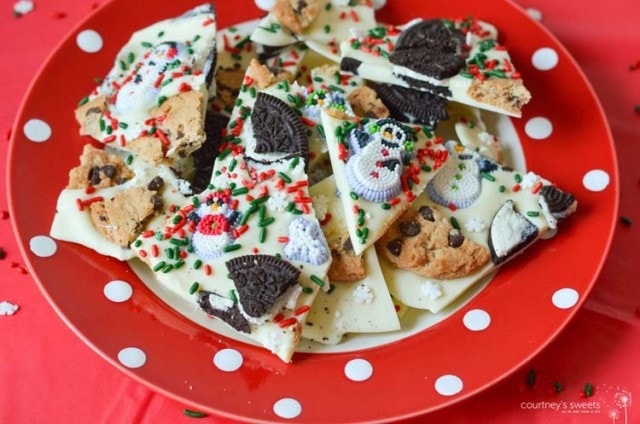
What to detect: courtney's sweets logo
<box><xmin>520</xmin><ymin>401</ymin><xmax>601</xmax><ymax>414</ymax></box>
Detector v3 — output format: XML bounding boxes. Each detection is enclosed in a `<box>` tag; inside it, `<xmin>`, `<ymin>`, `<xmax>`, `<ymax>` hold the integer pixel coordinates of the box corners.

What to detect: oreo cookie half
<box><xmin>488</xmin><ymin>200</ymin><xmax>538</xmax><ymax>264</ymax></box>
<box><xmin>372</xmin><ymin>83</ymin><xmax>449</xmax><ymax>126</ymax></box>
<box><xmin>225</xmin><ymin>254</ymin><xmax>301</xmax><ymax>318</ymax></box>
<box><xmin>251</xmin><ymin>92</ymin><xmax>309</xmax><ymax>159</ymax></box>
<box><xmin>390</xmin><ymin>19</ymin><xmax>466</xmax><ymax>80</ymax></box>
<box><xmin>539</xmin><ymin>185</ymin><xmax>577</xmax><ymax>221</ymax></box>
<box><xmin>197</xmin><ymin>290</ymin><xmax>251</xmax><ymax>333</ymax></box>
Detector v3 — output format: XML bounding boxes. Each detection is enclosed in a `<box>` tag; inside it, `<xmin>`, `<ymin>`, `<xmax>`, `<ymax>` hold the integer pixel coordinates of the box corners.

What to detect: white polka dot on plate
<box><xmin>552</xmin><ymin>288</ymin><xmax>579</xmax><ymax>309</ymax></box>
<box><xmin>273</xmin><ymin>398</ymin><xmax>302</xmax><ymax>419</ymax></box>
<box><xmin>29</xmin><ymin>235</ymin><xmax>57</xmax><ymax>257</ymax></box>
<box><xmin>532</xmin><ymin>47</ymin><xmax>559</xmax><ymax>71</ymax></box>
<box><xmin>525</xmin><ymin>117</ymin><xmax>553</xmax><ymax>140</ymax></box>
<box><xmin>103</xmin><ymin>280</ymin><xmax>133</xmax><ymax>303</ymax></box>
<box><xmin>344</xmin><ymin>358</ymin><xmax>373</xmax><ymax>382</ymax></box>
<box><xmin>463</xmin><ymin>309</ymin><xmax>491</xmax><ymax>331</ymax></box>
<box><xmin>23</xmin><ymin>119</ymin><xmax>52</xmax><ymax>142</ymax></box>
<box><xmin>526</xmin><ymin>8</ymin><xmax>543</xmax><ymax>21</ymax></box>
<box><xmin>582</xmin><ymin>169</ymin><xmax>610</xmax><ymax>192</ymax></box>
<box><xmin>213</xmin><ymin>349</ymin><xmax>243</xmax><ymax>372</ymax></box>
<box><xmin>254</xmin><ymin>0</ymin><xmax>275</xmax><ymax>10</ymax></box>
<box><xmin>435</xmin><ymin>374</ymin><xmax>463</xmax><ymax>396</ymax></box>
<box><xmin>117</xmin><ymin>347</ymin><xmax>146</xmax><ymax>368</ymax></box>
<box><xmin>76</xmin><ymin>29</ymin><xmax>103</xmax><ymax>53</ymax></box>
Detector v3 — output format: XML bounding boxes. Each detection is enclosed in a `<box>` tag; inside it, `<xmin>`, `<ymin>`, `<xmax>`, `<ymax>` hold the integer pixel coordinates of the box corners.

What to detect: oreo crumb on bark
<box><xmin>372</xmin><ymin>83</ymin><xmax>448</xmax><ymax>126</ymax></box>
<box><xmin>147</xmin><ymin>176</ymin><xmax>164</xmax><ymax>191</ymax></box>
<box><xmin>197</xmin><ymin>290</ymin><xmax>251</xmax><ymax>333</ymax></box>
<box><xmin>390</xmin><ymin>19</ymin><xmax>466</xmax><ymax>80</ymax></box>
<box><xmin>225</xmin><ymin>254</ymin><xmax>301</xmax><ymax>318</ymax></box>
<box><xmin>251</xmin><ymin>92</ymin><xmax>309</xmax><ymax>159</ymax></box>
<box><xmin>340</xmin><ymin>57</ymin><xmax>363</xmax><ymax>75</ymax></box>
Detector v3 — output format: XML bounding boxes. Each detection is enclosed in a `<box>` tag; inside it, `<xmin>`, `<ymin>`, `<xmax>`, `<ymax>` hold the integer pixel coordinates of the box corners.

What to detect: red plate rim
<box><xmin>7</xmin><ymin>0</ymin><xmax>619</xmax><ymax>422</ymax></box>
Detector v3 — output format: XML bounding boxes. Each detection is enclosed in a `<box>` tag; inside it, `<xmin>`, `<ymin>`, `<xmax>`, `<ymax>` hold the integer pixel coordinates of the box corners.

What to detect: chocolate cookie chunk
<box><xmin>251</xmin><ymin>92</ymin><xmax>309</xmax><ymax>159</ymax></box>
<box><xmin>191</xmin><ymin>112</ymin><xmax>229</xmax><ymax>193</ymax></box>
<box><xmin>390</xmin><ymin>19</ymin><xmax>467</xmax><ymax>80</ymax></box>
<box><xmin>539</xmin><ymin>185</ymin><xmax>577</xmax><ymax>221</ymax></box>
<box><xmin>488</xmin><ymin>200</ymin><xmax>538</xmax><ymax>264</ymax></box>
<box><xmin>225</xmin><ymin>254</ymin><xmax>301</xmax><ymax>318</ymax></box>
<box><xmin>376</xmin><ymin>206</ymin><xmax>490</xmax><ymax>279</ymax></box>
<box><xmin>340</xmin><ymin>57</ymin><xmax>363</xmax><ymax>75</ymax></box>
<box><xmin>372</xmin><ymin>83</ymin><xmax>448</xmax><ymax>126</ymax></box>
<box><xmin>197</xmin><ymin>290</ymin><xmax>251</xmax><ymax>333</ymax></box>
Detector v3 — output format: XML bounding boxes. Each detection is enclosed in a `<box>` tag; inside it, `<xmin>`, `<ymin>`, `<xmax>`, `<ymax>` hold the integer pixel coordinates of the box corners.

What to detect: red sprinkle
<box><xmin>512</xmin><ymin>184</ymin><xmax>521</xmax><ymax>192</ymax></box>
<box><xmin>278</xmin><ymin>317</ymin><xmax>298</xmax><ymax>328</ymax></box>
<box><xmin>138</xmin><ymin>250</ymin><xmax>148</xmax><ymax>258</ymax></box>
<box><xmin>202</xmin><ymin>17</ymin><xmax>215</xmax><ymax>27</ymax></box>
<box><xmin>151</xmin><ymin>245</ymin><xmax>159</xmax><ymax>258</ymax></box>
<box><xmin>157</xmin><ymin>128</ymin><xmax>171</xmax><ymax>146</ymax></box>
<box><xmin>531</xmin><ymin>181</ymin><xmax>543</xmax><ymax>194</ymax></box>
<box><xmin>75</xmin><ymin>198</ymin><xmax>85</xmax><ymax>211</ymax></box>
<box><xmin>294</xmin><ymin>305</ymin><xmax>311</xmax><ymax>316</ymax></box>
<box><xmin>204</xmin><ymin>264</ymin><xmax>212</xmax><ymax>276</ymax></box>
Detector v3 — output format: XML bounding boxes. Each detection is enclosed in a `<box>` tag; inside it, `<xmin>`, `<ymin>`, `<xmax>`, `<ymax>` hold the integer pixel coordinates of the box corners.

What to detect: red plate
<box><xmin>8</xmin><ymin>0</ymin><xmax>618</xmax><ymax>422</ymax></box>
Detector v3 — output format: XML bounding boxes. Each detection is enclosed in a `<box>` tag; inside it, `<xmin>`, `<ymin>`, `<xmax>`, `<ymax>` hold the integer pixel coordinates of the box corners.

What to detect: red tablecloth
<box><xmin>1</xmin><ymin>1</ymin><xmax>639</xmax><ymax>423</ymax></box>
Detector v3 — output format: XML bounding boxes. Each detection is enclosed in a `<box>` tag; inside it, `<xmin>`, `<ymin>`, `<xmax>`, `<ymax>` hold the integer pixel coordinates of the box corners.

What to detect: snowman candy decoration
<box><xmin>344</xmin><ymin>118</ymin><xmax>417</xmax><ymax>203</ymax></box>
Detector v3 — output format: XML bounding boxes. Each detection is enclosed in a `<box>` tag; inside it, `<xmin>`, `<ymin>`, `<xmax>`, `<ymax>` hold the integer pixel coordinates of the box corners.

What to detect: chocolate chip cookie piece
<box><xmin>328</xmin><ymin>234</ymin><xmax>366</xmax><ymax>283</ymax></box>
<box><xmin>271</xmin><ymin>0</ymin><xmax>321</xmax><ymax>34</ymax></box>
<box><xmin>68</xmin><ymin>144</ymin><xmax>134</xmax><ymax>190</ymax></box>
<box><xmin>376</xmin><ymin>206</ymin><xmax>490</xmax><ymax>279</ymax></box>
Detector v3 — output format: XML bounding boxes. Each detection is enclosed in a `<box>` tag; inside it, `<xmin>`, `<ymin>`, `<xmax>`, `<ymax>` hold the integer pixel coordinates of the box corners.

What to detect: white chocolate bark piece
<box><xmin>133</xmin><ymin>155</ymin><xmax>331</xmax><ymax>363</ymax></box>
<box><xmin>50</xmin><ymin>148</ymin><xmax>193</xmax><ymax>260</ymax></box>
<box><xmin>321</xmin><ymin>111</ymin><xmax>449</xmax><ymax>255</ymax></box>
<box><xmin>451</xmin><ymin>104</ymin><xmax>504</xmax><ymax>163</ymax></box>
<box><xmin>251</xmin><ymin>0</ymin><xmax>376</xmax><ymax>63</ymax></box>
<box><xmin>303</xmin><ymin>175</ymin><xmax>400</xmax><ymax>344</ymax></box>
<box><xmin>340</xmin><ymin>17</ymin><xmax>531</xmax><ymax>117</ymax></box>
<box><xmin>377</xmin><ymin>141</ymin><xmax>577</xmax><ymax>311</ymax></box>
<box><xmin>75</xmin><ymin>5</ymin><xmax>218</xmax><ymax>164</ymax></box>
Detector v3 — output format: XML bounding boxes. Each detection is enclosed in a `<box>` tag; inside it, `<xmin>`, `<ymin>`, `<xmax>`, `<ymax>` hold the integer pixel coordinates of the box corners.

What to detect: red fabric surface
<box><xmin>1</xmin><ymin>1</ymin><xmax>638</xmax><ymax>423</ymax></box>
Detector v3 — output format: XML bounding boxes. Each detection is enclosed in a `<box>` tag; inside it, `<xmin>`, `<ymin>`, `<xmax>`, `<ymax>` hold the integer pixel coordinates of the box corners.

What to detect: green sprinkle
<box><xmin>460</xmin><ymin>71</ymin><xmax>474</xmax><ymax>79</ymax></box>
<box><xmin>317</xmin><ymin>124</ymin><xmax>325</xmax><ymax>139</ymax></box>
<box><xmin>514</xmin><ymin>173</ymin><xmax>523</xmax><ymax>183</ymax></box>
<box><xmin>450</xmin><ymin>217</ymin><xmax>460</xmax><ymax>230</ymax></box>
<box><xmin>223</xmin><ymin>244</ymin><xmax>242</xmax><ymax>253</ymax></box>
<box><xmin>78</xmin><ymin>96</ymin><xmax>89</xmax><ymax>106</ymax></box>
<box><xmin>172</xmin><ymin>215</ymin><xmax>183</xmax><ymax>225</ymax></box>
<box><xmin>480</xmin><ymin>172</ymin><xmax>495</xmax><ymax>182</ymax></box>
<box><xmin>277</xmin><ymin>172</ymin><xmax>292</xmax><ymax>183</ymax></box>
<box><xmin>310</xmin><ymin>275</ymin><xmax>325</xmax><ymax>287</ymax></box>
<box><xmin>499</xmin><ymin>185</ymin><xmax>506</xmax><ymax>193</ymax></box>
<box><xmin>584</xmin><ymin>383</ymin><xmax>594</xmax><ymax>397</ymax></box>
<box><xmin>239</xmin><ymin>205</ymin><xmax>258</xmax><ymax>225</ymax></box>
<box><xmin>157</xmin><ymin>31</ymin><xmax>165</xmax><ymax>38</ymax></box>
<box><xmin>134</xmin><ymin>240</ymin><xmax>142</xmax><ymax>248</ymax></box>
<box><xmin>249</xmin><ymin>87</ymin><xmax>257</xmax><ymax>98</ymax></box>
<box><xmin>174</xmin><ymin>259</ymin><xmax>185</xmax><ymax>269</ymax></box>
<box><xmin>552</xmin><ymin>381</ymin><xmax>564</xmax><ymax>393</ymax></box>
<box><xmin>349</xmin><ymin>191</ymin><xmax>359</xmax><ymax>200</ymax></box>
<box><xmin>526</xmin><ymin>369</ymin><xmax>537</xmax><ymax>387</ymax></box>
<box><xmin>302</xmin><ymin>286</ymin><xmax>313</xmax><ymax>294</ymax></box>
<box><xmin>325</xmin><ymin>2</ymin><xmax>332</xmax><ymax>10</ymax></box>
<box><xmin>127</xmin><ymin>51</ymin><xmax>135</xmax><ymax>64</ymax></box>
<box><xmin>360</xmin><ymin>227</ymin><xmax>369</xmax><ymax>242</ymax></box>
<box><xmin>118</xmin><ymin>121</ymin><xmax>129</xmax><ymax>129</ymax></box>
<box><xmin>291</xmin><ymin>208</ymin><xmax>303</xmax><ymax>215</ymax></box>
<box><xmin>290</xmin><ymin>156</ymin><xmax>300</xmax><ymax>169</ymax></box>
<box><xmin>119</xmin><ymin>60</ymin><xmax>127</xmax><ymax>71</ymax></box>
<box><xmin>231</xmin><ymin>187</ymin><xmax>249</xmax><ymax>196</ymax></box>
<box><xmin>488</xmin><ymin>69</ymin><xmax>507</xmax><ymax>78</ymax></box>
<box><xmin>152</xmin><ymin>261</ymin><xmax>166</xmax><ymax>272</ymax></box>
<box><xmin>183</xmin><ymin>409</ymin><xmax>207</xmax><ymax>418</ymax></box>
<box><xmin>381</xmin><ymin>203</ymin><xmax>391</xmax><ymax>210</ymax></box>
<box><xmin>155</xmin><ymin>231</ymin><xmax>164</xmax><ymax>241</ymax></box>
<box><xmin>258</xmin><ymin>204</ymin><xmax>267</xmax><ymax>221</ymax></box>
<box><xmin>193</xmin><ymin>259</ymin><xmax>202</xmax><ymax>270</ymax></box>
<box><xmin>141</xmin><ymin>41</ymin><xmax>153</xmax><ymax>48</ymax></box>
<box><xmin>285</xmin><ymin>202</ymin><xmax>296</xmax><ymax>212</ymax></box>
<box><xmin>157</xmin><ymin>95</ymin><xmax>168</xmax><ymax>106</ymax></box>
<box><xmin>526</xmin><ymin>211</ymin><xmax>540</xmax><ymax>217</ymax></box>
<box><xmin>228</xmin><ymin>158</ymin><xmax>237</xmax><ymax>172</ymax></box>
<box><xmin>99</xmin><ymin>119</ymin><xmax>106</xmax><ymax>132</ymax></box>
<box><xmin>192</xmin><ymin>196</ymin><xmax>200</xmax><ymax>208</ymax></box>
<box><xmin>259</xmin><ymin>227</ymin><xmax>267</xmax><ymax>243</ymax></box>
<box><xmin>161</xmin><ymin>78</ymin><xmax>173</xmax><ymax>87</ymax></box>
<box><xmin>188</xmin><ymin>282</ymin><xmax>200</xmax><ymax>295</ymax></box>
<box><xmin>421</xmin><ymin>126</ymin><xmax>433</xmax><ymax>138</ymax></box>
<box><xmin>169</xmin><ymin>238</ymin><xmax>188</xmax><ymax>246</ymax></box>
<box><xmin>217</xmin><ymin>147</ymin><xmax>231</xmax><ymax>160</ymax></box>
<box><xmin>165</xmin><ymin>248</ymin><xmax>175</xmax><ymax>260</ymax></box>
<box><xmin>105</xmin><ymin>125</ymin><xmax>113</xmax><ymax>135</ymax></box>
<box><xmin>328</xmin><ymin>84</ymin><xmax>344</xmax><ymax>93</ymax></box>
<box><xmin>126</xmin><ymin>155</ymin><xmax>133</xmax><ymax>165</ymax></box>
<box><xmin>250</xmin><ymin>195</ymin><xmax>270</xmax><ymax>206</ymax></box>
<box><xmin>421</xmin><ymin>164</ymin><xmax>432</xmax><ymax>172</ymax></box>
<box><xmin>230</xmin><ymin>290</ymin><xmax>238</xmax><ymax>303</ymax></box>
<box><xmin>235</xmin><ymin>97</ymin><xmax>243</xmax><ymax>107</ymax></box>
<box><xmin>313</xmin><ymin>76</ymin><xmax>324</xmax><ymax>83</ymax></box>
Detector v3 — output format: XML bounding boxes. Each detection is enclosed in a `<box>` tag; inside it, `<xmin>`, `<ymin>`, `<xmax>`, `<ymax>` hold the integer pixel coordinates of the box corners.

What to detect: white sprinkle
<box><xmin>0</xmin><ymin>301</ymin><xmax>19</xmax><ymax>316</ymax></box>
<box><xmin>464</xmin><ymin>217</ymin><xmax>486</xmax><ymax>233</ymax></box>
<box><xmin>420</xmin><ymin>280</ymin><xmax>443</xmax><ymax>300</ymax></box>
<box><xmin>353</xmin><ymin>282</ymin><xmax>374</xmax><ymax>304</ymax></box>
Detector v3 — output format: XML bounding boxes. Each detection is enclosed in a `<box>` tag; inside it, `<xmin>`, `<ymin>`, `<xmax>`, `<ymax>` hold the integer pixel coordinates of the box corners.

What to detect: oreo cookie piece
<box><xmin>390</xmin><ymin>19</ymin><xmax>466</xmax><ymax>80</ymax></box>
<box><xmin>225</xmin><ymin>254</ymin><xmax>301</xmax><ymax>318</ymax></box>
<box><xmin>372</xmin><ymin>83</ymin><xmax>449</xmax><ymax>126</ymax></box>
<box><xmin>191</xmin><ymin>112</ymin><xmax>229</xmax><ymax>193</ymax></box>
<box><xmin>488</xmin><ymin>200</ymin><xmax>538</xmax><ymax>264</ymax></box>
<box><xmin>539</xmin><ymin>185</ymin><xmax>577</xmax><ymax>221</ymax></box>
<box><xmin>197</xmin><ymin>290</ymin><xmax>251</xmax><ymax>333</ymax></box>
<box><xmin>340</xmin><ymin>57</ymin><xmax>363</xmax><ymax>75</ymax></box>
<box><xmin>251</xmin><ymin>92</ymin><xmax>309</xmax><ymax>159</ymax></box>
